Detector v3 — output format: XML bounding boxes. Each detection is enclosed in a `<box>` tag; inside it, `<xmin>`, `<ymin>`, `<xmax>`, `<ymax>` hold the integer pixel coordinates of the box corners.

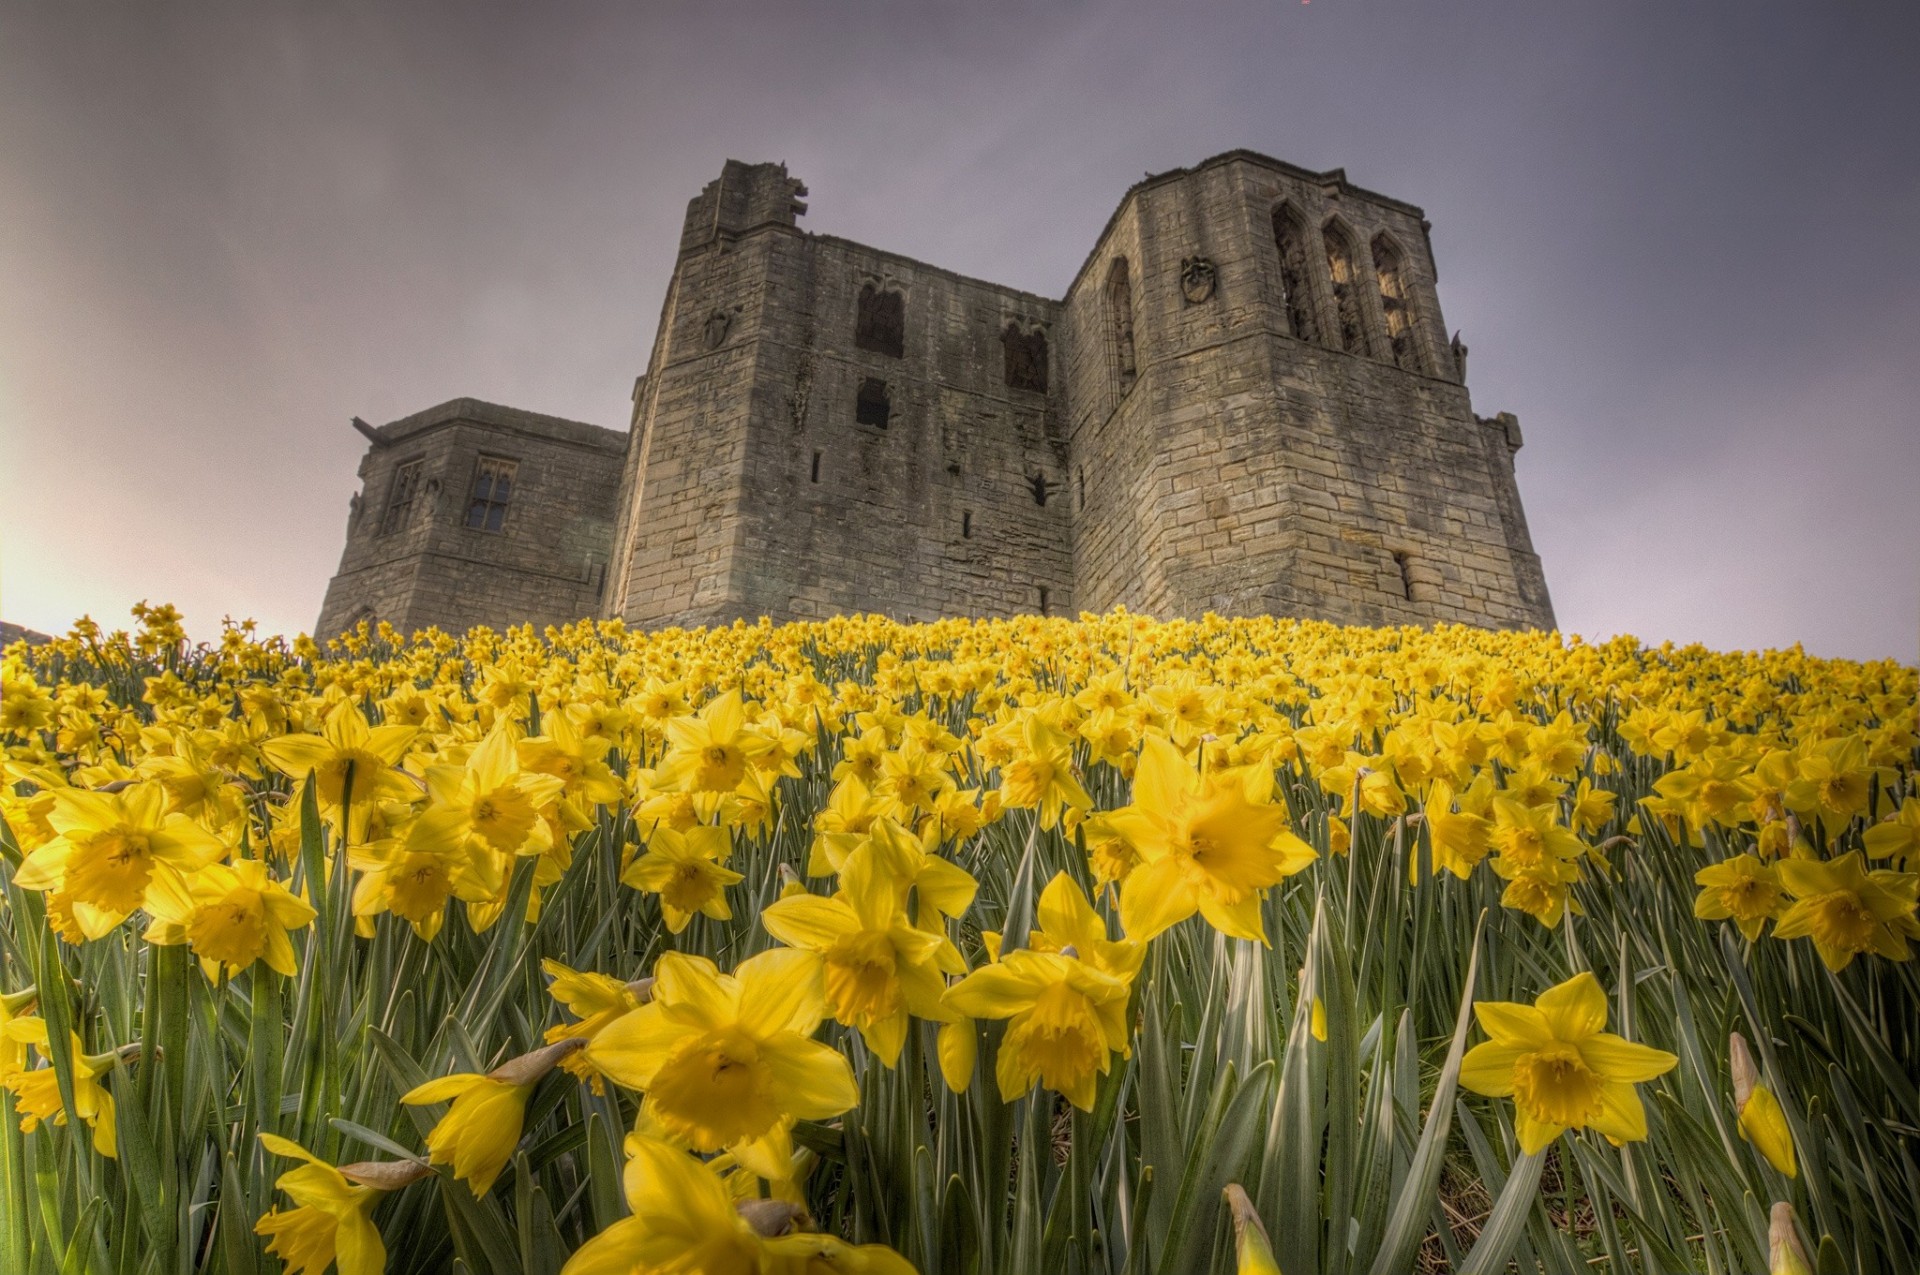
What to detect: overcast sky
<box><xmin>2</xmin><ymin>1</ymin><xmax>1915</xmax><ymax>661</ymax></box>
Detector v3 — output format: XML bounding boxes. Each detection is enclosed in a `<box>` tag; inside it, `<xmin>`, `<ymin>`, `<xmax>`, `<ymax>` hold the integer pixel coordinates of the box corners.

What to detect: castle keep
<box><xmin>316</xmin><ymin>151</ymin><xmax>1554</xmax><ymax>636</ymax></box>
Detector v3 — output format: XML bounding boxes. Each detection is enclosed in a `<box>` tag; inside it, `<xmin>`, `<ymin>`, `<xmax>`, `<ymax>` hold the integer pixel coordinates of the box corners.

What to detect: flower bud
<box><xmin>1224</xmin><ymin>1184</ymin><xmax>1281</xmax><ymax>1275</ymax></box>
<box><xmin>1768</xmin><ymin>1202</ymin><xmax>1812</xmax><ymax>1275</ymax></box>
<box><xmin>338</xmin><ymin>1158</ymin><xmax>435</xmax><ymax>1190</ymax></box>
<box><xmin>1731</xmin><ymin>1033</ymin><xmax>1796</xmax><ymax>1177</ymax></box>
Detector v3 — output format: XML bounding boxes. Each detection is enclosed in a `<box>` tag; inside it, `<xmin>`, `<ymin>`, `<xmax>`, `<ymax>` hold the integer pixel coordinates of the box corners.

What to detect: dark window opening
<box><xmin>1001</xmin><ymin>323</ymin><xmax>1049</xmax><ymax>392</ymax></box>
<box><xmin>962</xmin><ymin>510</ymin><xmax>972</xmax><ymax>539</ymax></box>
<box><xmin>379</xmin><ymin>459</ymin><xmax>424</xmax><ymax>536</ymax></box>
<box><xmin>1028</xmin><ymin>473</ymin><xmax>1051</xmax><ymax>507</ymax></box>
<box><xmin>809</xmin><ymin>451</ymin><xmax>821</xmax><ymax>483</ymax></box>
<box><xmin>856</xmin><ymin>379</ymin><xmax>890</xmax><ymax>428</ymax></box>
<box><xmin>1038</xmin><ymin>586</ymin><xmax>1050</xmax><ymax>616</ymax></box>
<box><xmin>1273</xmin><ymin>204</ymin><xmax>1320</xmax><ymax>343</ymax></box>
<box><xmin>855</xmin><ymin>285</ymin><xmax>904</xmax><ymax>358</ymax></box>
<box><xmin>1393</xmin><ymin>551</ymin><xmax>1414</xmax><ymax>600</ymax></box>
<box><xmin>1106</xmin><ymin>258</ymin><xmax>1136</xmax><ymax>386</ymax></box>
<box><xmin>465</xmin><ymin>456</ymin><xmax>518</xmax><ymax>533</ymax></box>
<box><xmin>1372</xmin><ymin>234</ymin><xmax>1422</xmax><ymax>372</ymax></box>
<box><xmin>1324</xmin><ymin>223</ymin><xmax>1368</xmax><ymax>356</ymax></box>
<box><xmin>1076</xmin><ymin>466</ymin><xmax>1085</xmax><ymax>510</ymax></box>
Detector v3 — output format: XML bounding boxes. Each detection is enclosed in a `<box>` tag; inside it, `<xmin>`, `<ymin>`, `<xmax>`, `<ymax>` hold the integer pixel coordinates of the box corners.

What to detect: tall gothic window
<box><xmin>1372</xmin><ymin>234</ymin><xmax>1422</xmax><ymax>372</ymax></box>
<box><xmin>1001</xmin><ymin>322</ymin><xmax>1048</xmax><ymax>392</ymax></box>
<box><xmin>855</xmin><ymin>284</ymin><xmax>904</xmax><ymax>358</ymax></box>
<box><xmin>465</xmin><ymin>456</ymin><xmax>517</xmax><ymax>533</ymax></box>
<box><xmin>379</xmin><ymin>459</ymin><xmax>424</xmax><ymax>536</ymax></box>
<box><xmin>1106</xmin><ymin>257</ymin><xmax>1136</xmax><ymax>388</ymax></box>
<box><xmin>1272</xmin><ymin>204</ymin><xmax>1319</xmax><ymax>343</ymax></box>
<box><xmin>1323</xmin><ymin>222</ymin><xmax>1368</xmax><ymax>357</ymax></box>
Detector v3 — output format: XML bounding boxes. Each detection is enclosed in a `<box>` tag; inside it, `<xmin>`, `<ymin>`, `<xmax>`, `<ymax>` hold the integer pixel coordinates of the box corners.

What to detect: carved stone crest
<box><xmin>704</xmin><ymin>309</ymin><xmax>732</xmax><ymax>349</ymax></box>
<box><xmin>1180</xmin><ymin>256</ymin><xmax>1217</xmax><ymax>305</ymax></box>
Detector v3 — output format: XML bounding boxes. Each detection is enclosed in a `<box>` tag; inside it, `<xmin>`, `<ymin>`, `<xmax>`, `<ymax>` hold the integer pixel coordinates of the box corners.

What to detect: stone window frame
<box><xmin>464</xmin><ymin>454</ymin><xmax>519</xmax><ymax>535</ymax></box>
<box><xmin>855</xmin><ymin>377</ymin><xmax>890</xmax><ymax>429</ymax></box>
<box><xmin>854</xmin><ymin>281</ymin><xmax>906</xmax><ymax>359</ymax></box>
<box><xmin>377</xmin><ymin>457</ymin><xmax>426</xmax><ymax>537</ymax></box>
<box><xmin>1270</xmin><ymin>201</ymin><xmax>1322</xmax><ymax>345</ymax></box>
<box><xmin>1001</xmin><ymin>320</ymin><xmax>1049</xmax><ymax>393</ymax></box>
<box><xmin>1320</xmin><ymin>215</ymin><xmax>1373</xmax><ymax>359</ymax></box>
<box><xmin>1369</xmin><ymin>230</ymin><xmax>1426</xmax><ymax>374</ymax></box>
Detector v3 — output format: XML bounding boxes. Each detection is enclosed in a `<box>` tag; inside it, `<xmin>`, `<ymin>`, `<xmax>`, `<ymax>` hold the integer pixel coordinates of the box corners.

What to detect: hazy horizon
<box><xmin>3</xmin><ymin>2</ymin><xmax>1915</xmax><ymax>662</ymax></box>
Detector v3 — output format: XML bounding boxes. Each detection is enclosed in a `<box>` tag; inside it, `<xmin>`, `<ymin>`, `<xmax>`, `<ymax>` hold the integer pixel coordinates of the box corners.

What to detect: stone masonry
<box><xmin>317</xmin><ymin>151</ymin><xmax>1555</xmax><ymax>636</ymax></box>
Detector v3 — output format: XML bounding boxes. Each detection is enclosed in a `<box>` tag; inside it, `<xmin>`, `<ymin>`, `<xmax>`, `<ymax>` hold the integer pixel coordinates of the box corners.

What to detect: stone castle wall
<box><xmin>317</xmin><ymin>152</ymin><xmax>1556</xmax><ymax>638</ymax></box>
<box><xmin>315</xmin><ymin>399</ymin><xmax>623</xmax><ymax>636</ymax></box>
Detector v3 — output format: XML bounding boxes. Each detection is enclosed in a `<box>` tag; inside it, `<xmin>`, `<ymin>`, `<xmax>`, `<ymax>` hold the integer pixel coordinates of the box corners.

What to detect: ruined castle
<box><xmin>315</xmin><ymin>150</ymin><xmax>1554</xmax><ymax>637</ymax></box>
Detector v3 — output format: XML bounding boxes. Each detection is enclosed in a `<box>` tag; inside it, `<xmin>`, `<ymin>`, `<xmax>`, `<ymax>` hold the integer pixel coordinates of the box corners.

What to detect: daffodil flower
<box><xmin>142</xmin><ymin>858</ymin><xmax>316</xmax><ymax>979</ymax></box>
<box><xmin>401</xmin><ymin>1039</ymin><xmax>582</xmax><ymax>1196</ymax></box>
<box><xmin>12</xmin><ymin>781</ymin><xmax>228</xmax><ymax>939</ymax></box>
<box><xmin>584</xmin><ymin>949</ymin><xmax>858</xmax><ymax>1181</ymax></box>
<box><xmin>1772</xmin><ymin>851</ymin><xmax>1919</xmax><ymax>971</ymax></box>
<box><xmin>1459</xmin><ymin>971</ymin><xmax>1676</xmax><ymax>1154</ymax></box>
<box><xmin>1105</xmin><ymin>734</ymin><xmax>1314</xmax><ymax>944</ymax></box>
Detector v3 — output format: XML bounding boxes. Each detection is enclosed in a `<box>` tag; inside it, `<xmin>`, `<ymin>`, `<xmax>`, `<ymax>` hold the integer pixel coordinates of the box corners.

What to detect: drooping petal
<box><xmin>1117</xmin><ymin>857</ymin><xmax>1195</xmax><ymax>942</ymax></box>
<box><xmin>1588</xmin><ymin>1081</ymin><xmax>1649</xmax><ymax>1145</ymax></box>
<box><xmin>759</xmin><ymin>1033</ymin><xmax>859</xmax><ymax>1120</ymax></box>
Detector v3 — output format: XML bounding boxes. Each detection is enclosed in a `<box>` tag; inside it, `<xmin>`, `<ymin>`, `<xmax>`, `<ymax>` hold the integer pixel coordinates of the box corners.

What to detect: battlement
<box><xmin>318</xmin><ymin>153</ymin><xmax>1555</xmax><ymax>637</ymax></box>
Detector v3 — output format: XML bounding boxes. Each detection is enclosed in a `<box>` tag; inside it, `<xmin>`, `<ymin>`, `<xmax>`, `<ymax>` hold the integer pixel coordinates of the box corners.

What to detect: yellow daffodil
<box><xmin>3</xmin><ymin>1019</ymin><xmax>126</xmax><ymax>1157</ymax></box>
<box><xmin>943</xmin><ymin>894</ymin><xmax>1135</xmax><ymax>1112</ymax></box>
<box><xmin>995</xmin><ymin>713</ymin><xmax>1092</xmax><ymax>831</ymax></box>
<box><xmin>1105</xmin><ymin>734</ymin><xmax>1314</xmax><ymax>944</ymax></box>
<box><xmin>1692</xmin><ymin>854</ymin><xmax>1786</xmax><ymax>940</ymax></box>
<box><xmin>12</xmin><ymin>781</ymin><xmax>228</xmax><ymax>939</ymax></box>
<box><xmin>1772</xmin><ymin>851</ymin><xmax>1919</xmax><ymax>971</ymax></box>
<box><xmin>620</xmin><ymin>823</ymin><xmax>743</xmax><ymax>932</ymax></box>
<box><xmin>401</xmin><ymin>1039</ymin><xmax>581</xmax><ymax>1196</ymax></box>
<box><xmin>542</xmin><ymin>959</ymin><xmax>654</xmax><ymax>1089</ymax></box>
<box><xmin>762</xmin><ymin>844</ymin><xmax>952</xmax><ymax>1065</ymax></box>
<box><xmin>659</xmin><ymin>690</ymin><xmax>771</xmax><ymax>794</ymax></box>
<box><xmin>259</xmin><ymin>701</ymin><xmax>419</xmax><ymax>812</ymax></box>
<box><xmin>254</xmin><ymin>1133</ymin><xmax>426</xmax><ymax>1275</ymax></box>
<box><xmin>142</xmin><ymin>858</ymin><xmax>316</xmax><ymax>978</ymax></box>
<box><xmin>1460</xmin><ymin>971</ymin><xmax>1677</xmax><ymax>1154</ymax></box>
<box><xmin>584</xmin><ymin>950</ymin><xmax>857</xmax><ymax>1180</ymax></box>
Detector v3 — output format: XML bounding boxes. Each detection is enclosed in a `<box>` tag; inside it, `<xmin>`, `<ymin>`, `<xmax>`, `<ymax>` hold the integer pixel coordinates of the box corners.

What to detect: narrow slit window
<box><xmin>1028</xmin><ymin>473</ymin><xmax>1049</xmax><ymax>507</ymax></box>
<box><xmin>1037</xmin><ymin>585</ymin><xmax>1050</xmax><ymax>616</ymax></box>
<box><xmin>1393</xmin><ymin>551</ymin><xmax>1414</xmax><ymax>600</ymax></box>
<box><xmin>465</xmin><ymin>456</ymin><xmax>518</xmax><ymax>533</ymax></box>
<box><xmin>962</xmin><ymin>510</ymin><xmax>972</xmax><ymax>539</ymax></box>
<box><xmin>1076</xmin><ymin>465</ymin><xmax>1085</xmax><ymax>510</ymax></box>
<box><xmin>810</xmin><ymin>450</ymin><xmax>822</xmax><ymax>483</ymax></box>
<box><xmin>379</xmin><ymin>459</ymin><xmax>424</xmax><ymax>536</ymax></box>
<box><xmin>1106</xmin><ymin>258</ymin><xmax>1136</xmax><ymax>387</ymax></box>
<box><xmin>856</xmin><ymin>379</ymin><xmax>890</xmax><ymax>428</ymax></box>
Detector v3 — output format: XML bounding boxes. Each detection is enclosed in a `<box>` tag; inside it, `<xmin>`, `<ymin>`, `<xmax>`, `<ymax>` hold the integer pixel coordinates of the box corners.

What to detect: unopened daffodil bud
<box><xmin>1768</xmin><ymin>1202</ymin><xmax>1812</xmax><ymax>1275</ymax></box>
<box><xmin>1731</xmin><ymin>1032</ymin><xmax>1796</xmax><ymax>1177</ymax></box>
<box><xmin>1224</xmin><ymin>1183</ymin><xmax>1281</xmax><ymax>1275</ymax></box>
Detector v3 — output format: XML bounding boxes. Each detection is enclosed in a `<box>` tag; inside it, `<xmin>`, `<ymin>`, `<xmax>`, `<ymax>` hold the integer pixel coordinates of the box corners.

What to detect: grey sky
<box><xmin>3</xmin><ymin>1</ymin><xmax>1915</xmax><ymax>661</ymax></box>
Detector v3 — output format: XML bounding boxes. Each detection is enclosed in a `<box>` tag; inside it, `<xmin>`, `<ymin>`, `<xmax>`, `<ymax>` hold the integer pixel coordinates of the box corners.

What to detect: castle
<box><xmin>316</xmin><ymin>150</ymin><xmax>1554</xmax><ymax>637</ymax></box>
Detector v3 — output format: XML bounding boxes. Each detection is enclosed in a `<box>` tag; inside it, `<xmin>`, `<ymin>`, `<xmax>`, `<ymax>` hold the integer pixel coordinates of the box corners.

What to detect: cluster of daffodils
<box><xmin>1</xmin><ymin>604</ymin><xmax>1913</xmax><ymax>1272</ymax></box>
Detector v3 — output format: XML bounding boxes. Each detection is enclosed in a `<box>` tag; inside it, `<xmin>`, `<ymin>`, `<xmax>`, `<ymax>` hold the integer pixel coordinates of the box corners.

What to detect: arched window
<box><xmin>1106</xmin><ymin>258</ymin><xmax>1136</xmax><ymax>388</ymax></box>
<box><xmin>1372</xmin><ymin>234</ymin><xmax>1423</xmax><ymax>372</ymax></box>
<box><xmin>1271</xmin><ymin>204</ymin><xmax>1319</xmax><ymax>343</ymax></box>
<box><xmin>855</xmin><ymin>284</ymin><xmax>904</xmax><ymax>358</ymax></box>
<box><xmin>1322</xmin><ymin>222</ymin><xmax>1369</xmax><ymax>357</ymax></box>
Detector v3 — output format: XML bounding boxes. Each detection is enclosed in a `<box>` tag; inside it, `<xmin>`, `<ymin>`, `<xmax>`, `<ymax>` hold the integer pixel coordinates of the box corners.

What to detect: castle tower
<box><xmin>1061</xmin><ymin>152</ymin><xmax>1553</xmax><ymax>629</ymax></box>
<box><xmin>606</xmin><ymin>161</ymin><xmax>1074</xmax><ymax>627</ymax></box>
